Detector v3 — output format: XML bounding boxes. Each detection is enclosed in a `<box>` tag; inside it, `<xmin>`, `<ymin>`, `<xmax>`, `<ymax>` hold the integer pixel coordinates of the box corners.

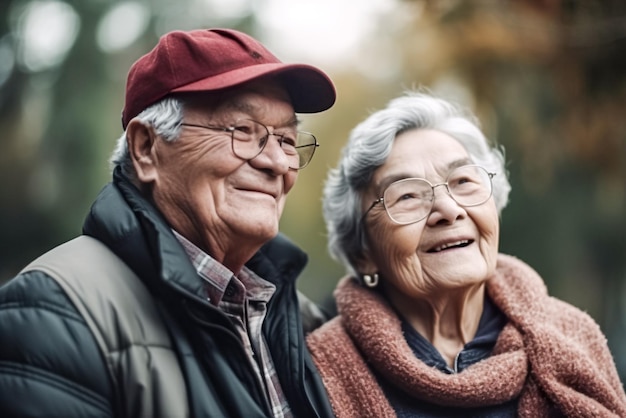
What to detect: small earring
<box><xmin>362</xmin><ymin>273</ymin><xmax>379</xmax><ymax>288</ymax></box>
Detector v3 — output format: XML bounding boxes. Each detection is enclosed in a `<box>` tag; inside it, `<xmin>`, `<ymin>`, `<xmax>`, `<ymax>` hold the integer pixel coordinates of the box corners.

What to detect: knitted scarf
<box><xmin>307</xmin><ymin>254</ymin><xmax>626</xmax><ymax>417</ymax></box>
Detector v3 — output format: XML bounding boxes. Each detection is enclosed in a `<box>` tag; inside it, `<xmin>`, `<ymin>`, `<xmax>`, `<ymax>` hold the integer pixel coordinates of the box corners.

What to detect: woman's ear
<box><xmin>126</xmin><ymin>119</ymin><xmax>158</xmax><ymax>184</ymax></box>
<box><xmin>354</xmin><ymin>250</ymin><xmax>378</xmax><ymax>275</ymax></box>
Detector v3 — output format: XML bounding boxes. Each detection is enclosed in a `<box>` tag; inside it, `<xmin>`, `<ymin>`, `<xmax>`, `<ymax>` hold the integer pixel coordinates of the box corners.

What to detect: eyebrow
<box><xmin>375</xmin><ymin>157</ymin><xmax>474</xmax><ymax>193</ymax></box>
<box><xmin>224</xmin><ymin>101</ymin><xmax>300</xmax><ymax>127</ymax></box>
<box><xmin>448</xmin><ymin>157</ymin><xmax>473</xmax><ymax>170</ymax></box>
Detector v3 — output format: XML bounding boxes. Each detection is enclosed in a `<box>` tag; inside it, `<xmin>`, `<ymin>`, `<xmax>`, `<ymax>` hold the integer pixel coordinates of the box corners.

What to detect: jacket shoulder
<box><xmin>0</xmin><ymin>266</ymin><xmax>115</xmax><ymax>416</ymax></box>
<box><xmin>23</xmin><ymin>236</ymin><xmax>173</xmax><ymax>351</ymax></box>
<box><xmin>0</xmin><ymin>236</ymin><xmax>188</xmax><ymax>417</ymax></box>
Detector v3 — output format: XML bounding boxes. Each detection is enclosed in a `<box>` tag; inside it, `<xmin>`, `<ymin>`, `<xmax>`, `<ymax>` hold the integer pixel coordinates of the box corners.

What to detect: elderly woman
<box><xmin>307</xmin><ymin>91</ymin><xmax>626</xmax><ymax>417</ymax></box>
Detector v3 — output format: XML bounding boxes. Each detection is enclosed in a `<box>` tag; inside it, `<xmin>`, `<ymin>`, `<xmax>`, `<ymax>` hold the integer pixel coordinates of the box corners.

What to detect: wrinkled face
<box><xmin>361</xmin><ymin>129</ymin><xmax>500</xmax><ymax>298</ymax></box>
<box><xmin>147</xmin><ymin>80</ymin><xmax>299</xmax><ymax>258</ymax></box>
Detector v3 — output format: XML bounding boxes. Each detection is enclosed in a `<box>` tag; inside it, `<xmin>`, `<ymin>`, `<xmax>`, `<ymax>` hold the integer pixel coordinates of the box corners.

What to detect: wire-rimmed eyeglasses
<box><xmin>363</xmin><ymin>165</ymin><xmax>496</xmax><ymax>225</ymax></box>
<box><xmin>180</xmin><ymin>118</ymin><xmax>318</xmax><ymax>170</ymax></box>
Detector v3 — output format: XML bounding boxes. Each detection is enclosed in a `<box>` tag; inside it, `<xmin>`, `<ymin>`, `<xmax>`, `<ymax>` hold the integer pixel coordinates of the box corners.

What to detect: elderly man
<box><xmin>0</xmin><ymin>28</ymin><xmax>335</xmax><ymax>417</ymax></box>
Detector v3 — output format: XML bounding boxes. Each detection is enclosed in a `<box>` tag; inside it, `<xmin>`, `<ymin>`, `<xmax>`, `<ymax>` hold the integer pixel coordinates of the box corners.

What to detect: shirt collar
<box><xmin>172</xmin><ymin>230</ymin><xmax>275</xmax><ymax>305</ymax></box>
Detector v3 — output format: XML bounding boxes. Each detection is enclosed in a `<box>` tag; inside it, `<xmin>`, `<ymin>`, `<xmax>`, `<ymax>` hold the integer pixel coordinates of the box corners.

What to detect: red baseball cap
<box><xmin>122</xmin><ymin>28</ymin><xmax>336</xmax><ymax>128</ymax></box>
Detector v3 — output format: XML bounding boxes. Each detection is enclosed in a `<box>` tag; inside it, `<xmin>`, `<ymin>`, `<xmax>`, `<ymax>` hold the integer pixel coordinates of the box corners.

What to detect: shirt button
<box><xmin>225</xmin><ymin>283</ymin><xmax>236</xmax><ymax>297</ymax></box>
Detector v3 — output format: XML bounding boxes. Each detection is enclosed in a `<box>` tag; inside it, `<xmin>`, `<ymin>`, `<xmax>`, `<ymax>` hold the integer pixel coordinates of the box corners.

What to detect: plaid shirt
<box><xmin>174</xmin><ymin>232</ymin><xmax>293</xmax><ymax>418</ymax></box>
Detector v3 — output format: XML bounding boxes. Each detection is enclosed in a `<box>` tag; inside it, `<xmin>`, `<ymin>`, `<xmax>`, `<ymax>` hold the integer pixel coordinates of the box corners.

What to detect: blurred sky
<box><xmin>12</xmin><ymin>0</ymin><xmax>399</xmax><ymax>78</ymax></box>
<box><xmin>257</xmin><ymin>0</ymin><xmax>397</xmax><ymax>66</ymax></box>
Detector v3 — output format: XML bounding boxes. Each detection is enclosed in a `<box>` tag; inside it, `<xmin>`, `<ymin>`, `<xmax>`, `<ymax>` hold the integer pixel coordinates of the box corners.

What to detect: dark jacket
<box><xmin>0</xmin><ymin>169</ymin><xmax>334</xmax><ymax>417</ymax></box>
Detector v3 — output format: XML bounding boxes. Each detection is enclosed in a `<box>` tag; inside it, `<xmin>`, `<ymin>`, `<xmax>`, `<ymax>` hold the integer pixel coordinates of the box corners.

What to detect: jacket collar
<box><xmin>83</xmin><ymin>168</ymin><xmax>204</xmax><ymax>302</ymax></box>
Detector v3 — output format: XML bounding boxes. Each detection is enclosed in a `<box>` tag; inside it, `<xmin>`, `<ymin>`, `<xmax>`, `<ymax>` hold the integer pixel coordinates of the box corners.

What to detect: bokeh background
<box><xmin>1</xmin><ymin>0</ymin><xmax>624</xmax><ymax>381</ymax></box>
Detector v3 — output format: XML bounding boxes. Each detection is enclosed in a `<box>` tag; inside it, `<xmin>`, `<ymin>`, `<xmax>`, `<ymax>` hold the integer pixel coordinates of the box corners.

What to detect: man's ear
<box><xmin>126</xmin><ymin>119</ymin><xmax>159</xmax><ymax>184</ymax></box>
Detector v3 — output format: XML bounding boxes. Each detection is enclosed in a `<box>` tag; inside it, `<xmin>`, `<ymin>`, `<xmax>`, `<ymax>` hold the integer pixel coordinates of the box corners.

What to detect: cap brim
<box><xmin>171</xmin><ymin>63</ymin><xmax>336</xmax><ymax>113</ymax></box>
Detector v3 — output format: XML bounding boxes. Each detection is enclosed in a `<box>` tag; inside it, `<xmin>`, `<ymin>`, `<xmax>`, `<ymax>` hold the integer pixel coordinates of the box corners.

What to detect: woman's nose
<box><xmin>427</xmin><ymin>184</ymin><xmax>466</xmax><ymax>224</ymax></box>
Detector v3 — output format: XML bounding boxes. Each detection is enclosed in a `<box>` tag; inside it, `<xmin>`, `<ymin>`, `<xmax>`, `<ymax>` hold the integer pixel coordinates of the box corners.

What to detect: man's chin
<box><xmin>237</xmin><ymin>221</ymin><xmax>279</xmax><ymax>243</ymax></box>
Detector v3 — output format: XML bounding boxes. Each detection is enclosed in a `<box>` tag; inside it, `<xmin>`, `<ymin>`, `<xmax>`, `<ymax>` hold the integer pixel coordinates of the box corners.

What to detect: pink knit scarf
<box><xmin>307</xmin><ymin>254</ymin><xmax>626</xmax><ymax>417</ymax></box>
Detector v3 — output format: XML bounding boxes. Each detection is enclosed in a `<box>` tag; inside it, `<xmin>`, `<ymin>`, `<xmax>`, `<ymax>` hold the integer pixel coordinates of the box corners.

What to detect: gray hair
<box><xmin>323</xmin><ymin>91</ymin><xmax>511</xmax><ymax>277</ymax></box>
<box><xmin>110</xmin><ymin>97</ymin><xmax>185</xmax><ymax>182</ymax></box>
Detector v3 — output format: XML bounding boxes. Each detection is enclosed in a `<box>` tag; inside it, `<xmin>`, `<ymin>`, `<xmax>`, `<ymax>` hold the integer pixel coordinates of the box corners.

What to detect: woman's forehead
<box><xmin>371</xmin><ymin>130</ymin><xmax>470</xmax><ymax>185</ymax></box>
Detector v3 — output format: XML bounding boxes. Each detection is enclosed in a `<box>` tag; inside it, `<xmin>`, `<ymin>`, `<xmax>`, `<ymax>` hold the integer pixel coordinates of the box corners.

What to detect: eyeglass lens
<box><xmin>383</xmin><ymin>165</ymin><xmax>493</xmax><ymax>224</ymax></box>
<box><xmin>230</xmin><ymin>119</ymin><xmax>317</xmax><ymax>170</ymax></box>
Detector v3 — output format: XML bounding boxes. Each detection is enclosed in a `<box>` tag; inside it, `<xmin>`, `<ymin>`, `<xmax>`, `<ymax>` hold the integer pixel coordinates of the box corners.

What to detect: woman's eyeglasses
<box><xmin>363</xmin><ymin>164</ymin><xmax>496</xmax><ymax>225</ymax></box>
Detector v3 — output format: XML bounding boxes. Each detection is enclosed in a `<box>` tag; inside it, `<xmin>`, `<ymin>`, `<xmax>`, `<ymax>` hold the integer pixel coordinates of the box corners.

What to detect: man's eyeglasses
<box><xmin>363</xmin><ymin>165</ymin><xmax>496</xmax><ymax>225</ymax></box>
<box><xmin>180</xmin><ymin>119</ymin><xmax>318</xmax><ymax>170</ymax></box>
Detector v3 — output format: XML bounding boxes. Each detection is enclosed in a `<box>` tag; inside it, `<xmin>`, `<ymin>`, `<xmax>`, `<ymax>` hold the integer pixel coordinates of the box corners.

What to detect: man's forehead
<box><xmin>185</xmin><ymin>88</ymin><xmax>298</xmax><ymax>125</ymax></box>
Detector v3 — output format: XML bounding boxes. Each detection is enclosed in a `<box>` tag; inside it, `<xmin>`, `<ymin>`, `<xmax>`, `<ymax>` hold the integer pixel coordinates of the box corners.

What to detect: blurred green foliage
<box><xmin>0</xmin><ymin>0</ymin><xmax>624</xmax><ymax>381</ymax></box>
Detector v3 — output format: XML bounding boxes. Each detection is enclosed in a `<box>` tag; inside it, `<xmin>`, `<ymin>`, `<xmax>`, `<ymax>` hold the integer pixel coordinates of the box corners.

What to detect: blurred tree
<box><xmin>0</xmin><ymin>0</ymin><xmax>259</xmax><ymax>278</ymax></box>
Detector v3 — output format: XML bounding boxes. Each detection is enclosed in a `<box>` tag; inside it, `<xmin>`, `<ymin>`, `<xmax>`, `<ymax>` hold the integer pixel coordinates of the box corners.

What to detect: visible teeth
<box><xmin>433</xmin><ymin>240</ymin><xmax>469</xmax><ymax>252</ymax></box>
